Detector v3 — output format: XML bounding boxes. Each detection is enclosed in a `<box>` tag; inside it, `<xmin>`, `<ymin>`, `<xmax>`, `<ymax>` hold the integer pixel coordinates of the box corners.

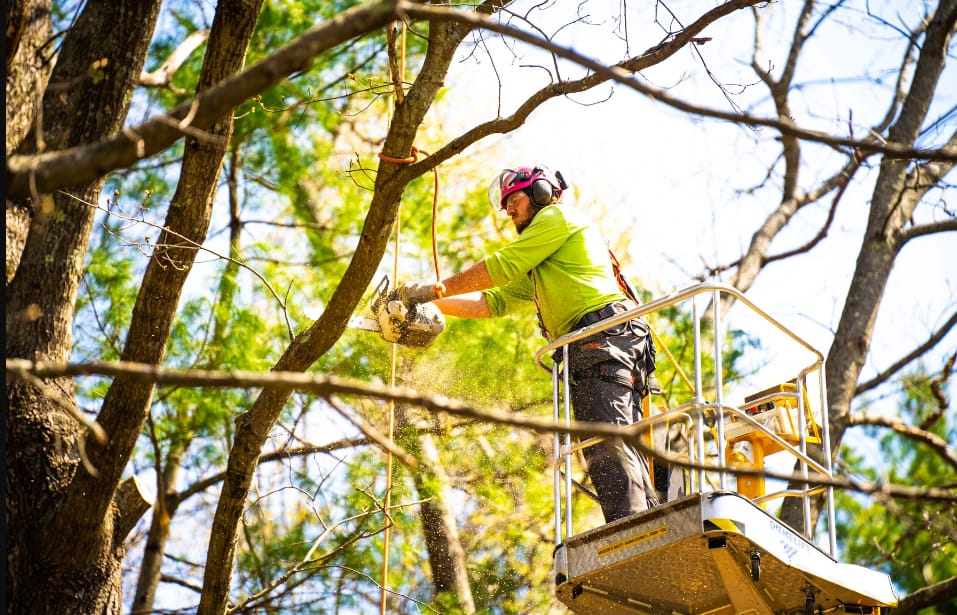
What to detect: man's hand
<box><xmin>396</xmin><ymin>281</ymin><xmax>440</xmax><ymax>305</ymax></box>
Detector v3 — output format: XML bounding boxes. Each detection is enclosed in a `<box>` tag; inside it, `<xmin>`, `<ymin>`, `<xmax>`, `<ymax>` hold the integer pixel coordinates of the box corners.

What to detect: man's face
<box><xmin>505</xmin><ymin>190</ymin><xmax>537</xmax><ymax>233</ymax></box>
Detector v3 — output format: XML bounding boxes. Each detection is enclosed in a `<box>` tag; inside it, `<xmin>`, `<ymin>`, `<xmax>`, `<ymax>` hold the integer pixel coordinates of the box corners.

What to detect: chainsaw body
<box><xmin>349</xmin><ymin>276</ymin><xmax>445</xmax><ymax>348</ymax></box>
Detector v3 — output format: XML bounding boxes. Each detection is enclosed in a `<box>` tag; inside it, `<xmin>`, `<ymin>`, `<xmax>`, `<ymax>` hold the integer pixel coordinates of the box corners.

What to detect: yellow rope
<box><xmin>380</xmin><ymin>221</ymin><xmax>399</xmax><ymax>615</ymax></box>
<box><xmin>380</xmin><ymin>19</ymin><xmax>409</xmax><ymax>614</ymax></box>
<box><xmin>650</xmin><ymin>324</ymin><xmax>695</xmax><ymax>394</ymax></box>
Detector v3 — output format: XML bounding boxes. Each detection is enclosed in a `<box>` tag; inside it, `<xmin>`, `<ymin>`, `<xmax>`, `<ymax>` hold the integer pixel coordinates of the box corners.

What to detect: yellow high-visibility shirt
<box><xmin>484</xmin><ymin>203</ymin><xmax>624</xmax><ymax>339</ymax></box>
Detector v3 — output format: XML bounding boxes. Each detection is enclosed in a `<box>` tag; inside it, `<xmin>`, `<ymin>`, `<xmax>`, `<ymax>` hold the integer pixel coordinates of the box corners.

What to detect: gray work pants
<box><xmin>567</xmin><ymin>313</ymin><xmax>659</xmax><ymax>523</ymax></box>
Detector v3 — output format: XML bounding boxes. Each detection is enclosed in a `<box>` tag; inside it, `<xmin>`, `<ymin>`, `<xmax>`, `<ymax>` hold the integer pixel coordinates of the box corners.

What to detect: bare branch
<box><xmin>326</xmin><ymin>396</ymin><xmax>419</xmax><ymax>470</ymax></box>
<box><xmin>856</xmin><ymin>310</ymin><xmax>957</xmax><ymax>395</ymax></box>
<box><xmin>901</xmin><ymin>218</ymin><xmax>957</xmax><ymax>244</ymax></box>
<box><xmin>140</xmin><ymin>29</ymin><xmax>210</xmax><ymax>91</ymax></box>
<box><xmin>62</xmin><ymin>191</ymin><xmax>290</xmax><ymax>321</ymax></box>
<box><xmin>399</xmin><ymin>1</ymin><xmax>957</xmax><ymax>184</ymax></box>
<box><xmin>6</xmin><ymin>1</ymin><xmax>399</xmax><ymax>197</ymax></box>
<box><xmin>705</xmin><ymin>159</ymin><xmax>861</xmax><ymax>279</ymax></box>
<box><xmin>172</xmin><ymin>438</ymin><xmax>367</xmax><ymax>505</ymax></box>
<box><xmin>8</xmin><ymin>358</ymin><xmax>957</xmax><ymax>503</ymax></box>
<box><xmin>10</xmin><ymin>0</ymin><xmax>956</xmax><ymax>199</ymax></box>
<box><xmin>847</xmin><ymin>411</ymin><xmax>957</xmax><ymax>473</ymax></box>
<box><xmin>892</xmin><ymin>575</ymin><xmax>957</xmax><ymax>615</ymax></box>
<box><xmin>114</xmin><ymin>476</ymin><xmax>153</xmax><ymax>543</ymax></box>
<box><xmin>923</xmin><ymin>352</ymin><xmax>955</xmax><ymax>431</ymax></box>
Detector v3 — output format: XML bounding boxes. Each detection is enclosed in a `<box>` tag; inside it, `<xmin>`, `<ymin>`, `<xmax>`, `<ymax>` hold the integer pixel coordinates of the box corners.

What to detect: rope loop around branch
<box><xmin>378</xmin><ymin>146</ymin><xmax>426</xmax><ymax>165</ymax></box>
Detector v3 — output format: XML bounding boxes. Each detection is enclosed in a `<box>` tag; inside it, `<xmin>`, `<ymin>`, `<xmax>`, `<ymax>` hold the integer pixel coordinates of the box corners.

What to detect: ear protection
<box><xmin>528</xmin><ymin>172</ymin><xmax>555</xmax><ymax>208</ymax></box>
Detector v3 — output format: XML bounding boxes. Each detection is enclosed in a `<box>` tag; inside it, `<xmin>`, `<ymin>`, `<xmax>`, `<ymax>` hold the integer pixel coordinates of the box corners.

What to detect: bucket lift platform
<box><xmin>553</xmin><ymin>491</ymin><xmax>897</xmax><ymax>614</ymax></box>
<box><xmin>537</xmin><ymin>283</ymin><xmax>899</xmax><ymax>615</ymax></box>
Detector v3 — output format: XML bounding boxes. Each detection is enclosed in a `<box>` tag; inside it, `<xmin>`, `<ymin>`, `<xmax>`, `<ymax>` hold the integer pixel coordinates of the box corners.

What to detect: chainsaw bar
<box><xmin>347</xmin><ymin>315</ymin><xmax>381</xmax><ymax>333</ymax></box>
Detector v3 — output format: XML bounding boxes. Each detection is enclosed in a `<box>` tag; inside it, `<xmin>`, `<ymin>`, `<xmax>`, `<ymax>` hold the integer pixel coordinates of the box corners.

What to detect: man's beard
<box><xmin>514</xmin><ymin>206</ymin><xmax>542</xmax><ymax>234</ymax></box>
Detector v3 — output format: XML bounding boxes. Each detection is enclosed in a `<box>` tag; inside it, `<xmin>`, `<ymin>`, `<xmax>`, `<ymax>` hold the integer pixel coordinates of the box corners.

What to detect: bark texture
<box><xmin>5</xmin><ymin>0</ymin><xmax>52</xmax><ymax>156</ymax></box>
<box><xmin>5</xmin><ymin>0</ymin><xmax>52</xmax><ymax>283</ymax></box>
<box><xmin>6</xmin><ymin>1</ymin><xmax>163</xmax><ymax>612</ymax></box>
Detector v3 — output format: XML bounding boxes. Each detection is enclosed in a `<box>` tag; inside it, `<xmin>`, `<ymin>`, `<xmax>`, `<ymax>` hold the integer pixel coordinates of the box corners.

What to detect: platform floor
<box><xmin>553</xmin><ymin>492</ymin><xmax>897</xmax><ymax>614</ymax></box>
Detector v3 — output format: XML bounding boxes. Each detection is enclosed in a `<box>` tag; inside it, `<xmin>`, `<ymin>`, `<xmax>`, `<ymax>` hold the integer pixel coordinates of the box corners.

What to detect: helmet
<box><xmin>488</xmin><ymin>165</ymin><xmax>567</xmax><ymax>210</ymax></box>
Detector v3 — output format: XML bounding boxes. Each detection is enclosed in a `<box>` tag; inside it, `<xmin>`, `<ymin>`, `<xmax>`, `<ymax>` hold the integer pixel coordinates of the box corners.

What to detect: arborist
<box><xmin>395</xmin><ymin>165</ymin><xmax>659</xmax><ymax>522</ymax></box>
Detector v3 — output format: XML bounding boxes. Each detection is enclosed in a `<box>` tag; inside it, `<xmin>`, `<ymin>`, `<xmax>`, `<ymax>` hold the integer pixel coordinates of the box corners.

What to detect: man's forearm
<box><xmin>434</xmin><ymin>292</ymin><xmax>491</xmax><ymax>318</ymax></box>
<box><xmin>439</xmin><ymin>261</ymin><xmax>493</xmax><ymax>297</ymax></box>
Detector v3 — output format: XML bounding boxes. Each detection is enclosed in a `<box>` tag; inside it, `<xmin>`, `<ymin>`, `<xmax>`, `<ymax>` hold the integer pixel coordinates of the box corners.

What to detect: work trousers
<box><xmin>566</xmin><ymin>307</ymin><xmax>659</xmax><ymax>523</ymax></box>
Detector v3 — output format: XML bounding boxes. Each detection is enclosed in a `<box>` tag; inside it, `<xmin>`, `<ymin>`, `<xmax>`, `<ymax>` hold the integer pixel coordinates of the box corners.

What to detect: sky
<box><xmin>430</xmin><ymin>0</ymin><xmax>956</xmax><ymax>395</ymax></box>
<box><xmin>422</xmin><ymin>0</ymin><xmax>956</xmax><ymax>545</ymax></box>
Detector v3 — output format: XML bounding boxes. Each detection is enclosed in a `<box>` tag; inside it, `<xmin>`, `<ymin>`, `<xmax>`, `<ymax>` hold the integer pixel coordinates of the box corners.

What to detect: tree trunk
<box><xmin>52</xmin><ymin>0</ymin><xmax>265</xmax><ymax>551</ymax></box>
<box><xmin>133</xmin><ymin>148</ymin><xmax>245</xmax><ymax>613</ymax></box>
<box><xmin>196</xmin><ymin>16</ymin><xmax>474</xmax><ymax>614</ymax></box>
<box><xmin>779</xmin><ymin>0</ymin><xmax>957</xmax><ymax>532</ymax></box>
<box><xmin>131</xmin><ymin>447</ymin><xmax>185</xmax><ymax>614</ymax></box>
<box><xmin>6</xmin><ymin>1</ymin><xmax>163</xmax><ymax>612</ymax></box>
<box><xmin>5</xmin><ymin>0</ymin><xmax>52</xmax><ymax>284</ymax></box>
<box><xmin>396</xmin><ymin>407</ymin><xmax>476</xmax><ymax>612</ymax></box>
<box><xmin>5</xmin><ymin>0</ymin><xmax>52</xmax><ymax>157</ymax></box>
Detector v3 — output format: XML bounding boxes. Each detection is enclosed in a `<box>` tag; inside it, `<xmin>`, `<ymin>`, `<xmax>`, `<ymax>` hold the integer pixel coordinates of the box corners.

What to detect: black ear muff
<box><xmin>529</xmin><ymin>178</ymin><xmax>554</xmax><ymax>207</ymax></box>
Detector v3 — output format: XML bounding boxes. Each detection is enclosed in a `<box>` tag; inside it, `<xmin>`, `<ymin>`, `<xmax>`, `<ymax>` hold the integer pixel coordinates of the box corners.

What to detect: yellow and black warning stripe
<box><xmin>703</xmin><ymin>518</ymin><xmax>746</xmax><ymax>534</ymax></box>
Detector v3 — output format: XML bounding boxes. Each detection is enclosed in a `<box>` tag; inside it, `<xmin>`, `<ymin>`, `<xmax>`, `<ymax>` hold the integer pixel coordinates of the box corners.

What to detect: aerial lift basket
<box><xmin>536</xmin><ymin>283</ymin><xmax>898</xmax><ymax>615</ymax></box>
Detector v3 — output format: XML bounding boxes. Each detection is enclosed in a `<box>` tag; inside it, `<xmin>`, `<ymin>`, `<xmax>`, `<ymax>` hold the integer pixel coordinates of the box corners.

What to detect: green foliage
<box><xmin>835</xmin><ymin>368</ymin><xmax>956</xmax><ymax>610</ymax></box>
<box><xmin>79</xmin><ymin>2</ymin><xmax>759</xmax><ymax>611</ymax></box>
<box><xmin>75</xmin><ymin>221</ymin><xmax>139</xmax><ymax>362</ymax></box>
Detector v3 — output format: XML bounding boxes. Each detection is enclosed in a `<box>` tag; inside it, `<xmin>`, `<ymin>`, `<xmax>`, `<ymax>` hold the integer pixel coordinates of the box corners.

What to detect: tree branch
<box><xmin>6</xmin><ymin>1</ymin><xmax>399</xmax><ymax>198</ymax></box>
<box><xmin>139</xmin><ymin>29</ymin><xmax>210</xmax><ymax>91</ymax></box>
<box><xmin>10</xmin><ymin>0</ymin><xmax>957</xmax><ymax>199</ymax></box>
<box><xmin>8</xmin><ymin>358</ymin><xmax>957</xmax><ymax>504</ymax></box>
<box><xmin>114</xmin><ymin>475</ymin><xmax>153</xmax><ymax>544</ymax></box>
<box><xmin>892</xmin><ymin>575</ymin><xmax>957</xmax><ymax>615</ymax></box>
<box><xmin>172</xmin><ymin>438</ymin><xmax>367</xmax><ymax>505</ymax></box>
<box><xmin>326</xmin><ymin>396</ymin><xmax>419</xmax><ymax>470</ymax></box>
<box><xmin>704</xmin><ymin>158</ymin><xmax>861</xmax><ymax>279</ymax></box>
<box><xmin>398</xmin><ymin>1</ymin><xmax>957</xmax><ymax>184</ymax></box>
<box><xmin>923</xmin><ymin>351</ymin><xmax>955</xmax><ymax>431</ymax></box>
<box><xmin>847</xmin><ymin>411</ymin><xmax>957</xmax><ymax>473</ymax></box>
<box><xmin>855</xmin><ymin>309</ymin><xmax>957</xmax><ymax>395</ymax></box>
<box><xmin>900</xmin><ymin>217</ymin><xmax>957</xmax><ymax>244</ymax></box>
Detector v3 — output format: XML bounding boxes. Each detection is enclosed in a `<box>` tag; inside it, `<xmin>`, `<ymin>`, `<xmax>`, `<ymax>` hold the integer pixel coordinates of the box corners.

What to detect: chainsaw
<box><xmin>348</xmin><ymin>275</ymin><xmax>445</xmax><ymax>348</ymax></box>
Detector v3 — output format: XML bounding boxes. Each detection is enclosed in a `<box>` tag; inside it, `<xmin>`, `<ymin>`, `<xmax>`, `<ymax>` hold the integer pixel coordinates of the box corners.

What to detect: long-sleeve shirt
<box><xmin>483</xmin><ymin>203</ymin><xmax>624</xmax><ymax>338</ymax></box>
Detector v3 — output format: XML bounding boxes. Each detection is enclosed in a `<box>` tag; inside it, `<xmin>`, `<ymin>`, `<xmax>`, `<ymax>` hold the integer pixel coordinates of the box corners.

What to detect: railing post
<box><xmin>552</xmin><ymin>357</ymin><xmax>563</xmax><ymax>547</ymax></box>
<box><xmin>692</xmin><ymin>295</ymin><xmax>706</xmax><ymax>491</ymax></box>
<box><xmin>798</xmin><ymin>377</ymin><xmax>811</xmax><ymax>538</ymax></box>
<box><xmin>562</xmin><ymin>345</ymin><xmax>573</xmax><ymax>541</ymax></box>
<box><xmin>818</xmin><ymin>369</ymin><xmax>837</xmax><ymax>556</ymax></box>
<box><xmin>713</xmin><ymin>290</ymin><xmax>726</xmax><ymax>490</ymax></box>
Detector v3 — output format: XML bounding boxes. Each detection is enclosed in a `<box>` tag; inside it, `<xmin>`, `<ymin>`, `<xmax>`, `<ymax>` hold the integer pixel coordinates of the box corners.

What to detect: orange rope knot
<box><xmin>378</xmin><ymin>146</ymin><xmax>428</xmax><ymax>165</ymax></box>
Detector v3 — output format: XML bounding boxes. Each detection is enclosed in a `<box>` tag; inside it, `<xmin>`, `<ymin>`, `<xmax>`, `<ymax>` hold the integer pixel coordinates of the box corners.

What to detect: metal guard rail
<box><xmin>535</xmin><ymin>282</ymin><xmax>837</xmax><ymax>557</ymax></box>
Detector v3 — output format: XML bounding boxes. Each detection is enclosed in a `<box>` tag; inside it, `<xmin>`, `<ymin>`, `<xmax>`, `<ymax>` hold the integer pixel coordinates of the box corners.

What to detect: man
<box><xmin>399</xmin><ymin>165</ymin><xmax>658</xmax><ymax>522</ymax></box>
